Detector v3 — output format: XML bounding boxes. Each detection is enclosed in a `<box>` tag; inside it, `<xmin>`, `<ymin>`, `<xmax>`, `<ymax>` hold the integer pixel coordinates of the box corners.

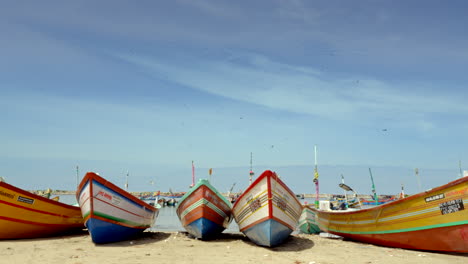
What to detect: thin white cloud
<box><xmin>115</xmin><ymin>52</ymin><xmax>468</xmax><ymax>126</ymax></box>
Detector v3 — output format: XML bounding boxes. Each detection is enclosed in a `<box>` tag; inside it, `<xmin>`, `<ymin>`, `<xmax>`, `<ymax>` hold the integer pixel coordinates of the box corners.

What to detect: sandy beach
<box><xmin>1</xmin><ymin>230</ymin><xmax>466</xmax><ymax>264</ymax></box>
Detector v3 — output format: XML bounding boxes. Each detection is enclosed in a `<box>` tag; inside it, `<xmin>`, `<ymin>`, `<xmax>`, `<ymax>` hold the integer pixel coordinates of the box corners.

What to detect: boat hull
<box><xmin>232</xmin><ymin>170</ymin><xmax>302</xmax><ymax>247</ymax></box>
<box><xmin>298</xmin><ymin>205</ymin><xmax>321</xmax><ymax>234</ymax></box>
<box><xmin>314</xmin><ymin>176</ymin><xmax>468</xmax><ymax>253</ymax></box>
<box><xmin>0</xmin><ymin>181</ymin><xmax>84</xmax><ymax>239</ymax></box>
<box><xmin>176</xmin><ymin>179</ymin><xmax>232</xmax><ymax>239</ymax></box>
<box><xmin>77</xmin><ymin>172</ymin><xmax>158</xmax><ymax>244</ymax></box>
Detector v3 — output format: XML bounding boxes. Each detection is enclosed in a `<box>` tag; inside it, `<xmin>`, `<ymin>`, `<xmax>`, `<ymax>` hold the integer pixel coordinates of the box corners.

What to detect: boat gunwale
<box><xmin>232</xmin><ymin>170</ymin><xmax>301</xmax><ymax>210</ymax></box>
<box><xmin>315</xmin><ymin>176</ymin><xmax>468</xmax><ymax>216</ymax></box>
<box><xmin>77</xmin><ymin>172</ymin><xmax>157</xmax><ymax>212</ymax></box>
<box><xmin>0</xmin><ymin>181</ymin><xmax>81</xmax><ymax>210</ymax></box>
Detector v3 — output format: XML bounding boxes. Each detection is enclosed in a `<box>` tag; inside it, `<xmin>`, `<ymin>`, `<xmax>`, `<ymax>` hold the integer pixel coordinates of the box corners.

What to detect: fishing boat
<box><xmin>76</xmin><ymin>172</ymin><xmax>159</xmax><ymax>244</ymax></box>
<box><xmin>298</xmin><ymin>145</ymin><xmax>322</xmax><ymax>234</ymax></box>
<box><xmin>312</xmin><ymin>175</ymin><xmax>468</xmax><ymax>253</ymax></box>
<box><xmin>361</xmin><ymin>196</ymin><xmax>396</xmax><ymax>205</ymax></box>
<box><xmin>176</xmin><ymin>179</ymin><xmax>233</xmax><ymax>239</ymax></box>
<box><xmin>165</xmin><ymin>198</ymin><xmax>176</xmax><ymax>206</ymax></box>
<box><xmin>0</xmin><ymin>180</ymin><xmax>84</xmax><ymax>239</ymax></box>
<box><xmin>232</xmin><ymin>170</ymin><xmax>302</xmax><ymax>247</ymax></box>
<box><xmin>298</xmin><ymin>204</ymin><xmax>321</xmax><ymax>234</ymax></box>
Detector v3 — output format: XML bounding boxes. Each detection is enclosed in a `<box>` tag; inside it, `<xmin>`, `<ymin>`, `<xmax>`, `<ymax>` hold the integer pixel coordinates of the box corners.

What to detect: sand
<box><xmin>0</xmin><ymin>231</ymin><xmax>466</xmax><ymax>264</ymax></box>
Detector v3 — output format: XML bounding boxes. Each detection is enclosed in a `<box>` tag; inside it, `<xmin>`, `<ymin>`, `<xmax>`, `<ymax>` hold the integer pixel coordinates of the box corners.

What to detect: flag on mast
<box><xmin>313</xmin><ymin>145</ymin><xmax>319</xmax><ymax>208</ymax></box>
<box><xmin>249</xmin><ymin>152</ymin><xmax>254</xmax><ymax>185</ymax></box>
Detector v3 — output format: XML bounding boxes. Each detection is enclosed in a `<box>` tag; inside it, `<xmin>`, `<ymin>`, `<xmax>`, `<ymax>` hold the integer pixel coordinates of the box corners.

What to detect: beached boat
<box><xmin>0</xmin><ymin>180</ymin><xmax>84</xmax><ymax>239</ymax></box>
<box><xmin>176</xmin><ymin>179</ymin><xmax>232</xmax><ymax>239</ymax></box>
<box><xmin>232</xmin><ymin>170</ymin><xmax>302</xmax><ymax>247</ymax></box>
<box><xmin>313</xmin><ymin>176</ymin><xmax>468</xmax><ymax>253</ymax></box>
<box><xmin>76</xmin><ymin>172</ymin><xmax>159</xmax><ymax>243</ymax></box>
<box><xmin>298</xmin><ymin>204</ymin><xmax>321</xmax><ymax>234</ymax></box>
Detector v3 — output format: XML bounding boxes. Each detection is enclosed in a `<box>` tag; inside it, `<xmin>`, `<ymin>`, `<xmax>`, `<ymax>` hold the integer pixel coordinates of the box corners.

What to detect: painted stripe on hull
<box><xmin>179</xmin><ymin>202</ymin><xmax>230</xmax><ymax>228</ymax></box>
<box><xmin>77</xmin><ymin>172</ymin><xmax>158</xmax><ymax>243</ymax></box>
<box><xmin>232</xmin><ymin>170</ymin><xmax>302</xmax><ymax>247</ymax></box>
<box><xmin>0</xmin><ymin>216</ymin><xmax>83</xmax><ymax>239</ymax></box>
<box><xmin>314</xmin><ymin>176</ymin><xmax>468</xmax><ymax>252</ymax></box>
<box><xmin>176</xmin><ymin>179</ymin><xmax>232</xmax><ymax>239</ymax></box>
<box><xmin>298</xmin><ymin>206</ymin><xmax>321</xmax><ymax>234</ymax></box>
<box><xmin>0</xmin><ymin>200</ymin><xmax>79</xmax><ymax>218</ymax></box>
<box><xmin>179</xmin><ymin>198</ymin><xmax>228</xmax><ymax>222</ymax></box>
<box><xmin>328</xmin><ymin>224</ymin><xmax>468</xmax><ymax>253</ymax></box>
<box><xmin>0</xmin><ymin>181</ymin><xmax>84</xmax><ymax>239</ymax></box>
<box><xmin>243</xmin><ymin>219</ymin><xmax>293</xmax><ymax>247</ymax></box>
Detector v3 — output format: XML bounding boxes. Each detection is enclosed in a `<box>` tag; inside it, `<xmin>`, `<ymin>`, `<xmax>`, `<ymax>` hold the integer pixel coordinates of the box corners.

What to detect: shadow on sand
<box><xmin>176</xmin><ymin>231</ymin><xmax>314</xmax><ymax>252</ymax></box>
<box><xmin>96</xmin><ymin>231</ymin><xmax>171</xmax><ymax>247</ymax></box>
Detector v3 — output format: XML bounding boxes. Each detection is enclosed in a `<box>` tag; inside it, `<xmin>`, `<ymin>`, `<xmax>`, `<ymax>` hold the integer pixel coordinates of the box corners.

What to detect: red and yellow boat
<box><xmin>313</xmin><ymin>176</ymin><xmax>468</xmax><ymax>253</ymax></box>
<box><xmin>0</xmin><ymin>180</ymin><xmax>84</xmax><ymax>239</ymax></box>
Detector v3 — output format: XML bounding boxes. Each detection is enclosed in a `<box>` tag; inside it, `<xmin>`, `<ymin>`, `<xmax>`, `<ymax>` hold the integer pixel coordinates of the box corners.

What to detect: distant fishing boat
<box><xmin>232</xmin><ymin>170</ymin><xmax>302</xmax><ymax>247</ymax></box>
<box><xmin>165</xmin><ymin>198</ymin><xmax>176</xmax><ymax>206</ymax></box>
<box><xmin>337</xmin><ymin>180</ymin><xmax>362</xmax><ymax>209</ymax></box>
<box><xmin>0</xmin><ymin>180</ymin><xmax>84</xmax><ymax>239</ymax></box>
<box><xmin>176</xmin><ymin>179</ymin><xmax>232</xmax><ymax>239</ymax></box>
<box><xmin>360</xmin><ymin>196</ymin><xmax>396</xmax><ymax>205</ymax></box>
<box><xmin>165</xmin><ymin>188</ymin><xmax>178</xmax><ymax>206</ymax></box>
<box><xmin>312</xmin><ymin>175</ymin><xmax>468</xmax><ymax>253</ymax></box>
<box><xmin>76</xmin><ymin>172</ymin><xmax>159</xmax><ymax>243</ymax></box>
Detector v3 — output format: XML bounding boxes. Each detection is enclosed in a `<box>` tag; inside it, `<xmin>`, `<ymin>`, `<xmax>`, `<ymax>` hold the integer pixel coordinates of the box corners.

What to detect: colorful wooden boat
<box><xmin>0</xmin><ymin>181</ymin><xmax>84</xmax><ymax>239</ymax></box>
<box><xmin>176</xmin><ymin>179</ymin><xmax>232</xmax><ymax>239</ymax></box>
<box><xmin>76</xmin><ymin>172</ymin><xmax>159</xmax><ymax>244</ymax></box>
<box><xmin>313</xmin><ymin>176</ymin><xmax>468</xmax><ymax>253</ymax></box>
<box><xmin>232</xmin><ymin>170</ymin><xmax>302</xmax><ymax>247</ymax></box>
<box><xmin>298</xmin><ymin>204</ymin><xmax>321</xmax><ymax>234</ymax></box>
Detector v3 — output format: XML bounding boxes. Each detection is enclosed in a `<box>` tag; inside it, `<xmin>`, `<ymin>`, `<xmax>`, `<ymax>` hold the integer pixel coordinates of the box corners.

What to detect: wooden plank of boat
<box><xmin>176</xmin><ymin>179</ymin><xmax>232</xmax><ymax>239</ymax></box>
<box><xmin>0</xmin><ymin>181</ymin><xmax>84</xmax><ymax>239</ymax></box>
<box><xmin>298</xmin><ymin>204</ymin><xmax>321</xmax><ymax>234</ymax></box>
<box><xmin>76</xmin><ymin>172</ymin><xmax>159</xmax><ymax>244</ymax></box>
<box><xmin>232</xmin><ymin>170</ymin><xmax>302</xmax><ymax>247</ymax></box>
<box><xmin>312</xmin><ymin>176</ymin><xmax>468</xmax><ymax>253</ymax></box>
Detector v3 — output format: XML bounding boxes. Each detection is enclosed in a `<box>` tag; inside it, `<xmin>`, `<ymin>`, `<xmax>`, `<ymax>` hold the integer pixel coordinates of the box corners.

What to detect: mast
<box><xmin>400</xmin><ymin>183</ymin><xmax>405</xmax><ymax>199</ymax></box>
<box><xmin>459</xmin><ymin>160</ymin><xmax>463</xmax><ymax>179</ymax></box>
<box><xmin>368</xmin><ymin>168</ymin><xmax>378</xmax><ymax>205</ymax></box>
<box><xmin>415</xmin><ymin>168</ymin><xmax>421</xmax><ymax>192</ymax></box>
<box><xmin>76</xmin><ymin>165</ymin><xmax>79</xmax><ymax>187</ymax></box>
<box><xmin>209</xmin><ymin>168</ymin><xmax>213</xmax><ymax>184</ymax></box>
<box><xmin>313</xmin><ymin>145</ymin><xmax>319</xmax><ymax>208</ymax></box>
<box><xmin>249</xmin><ymin>152</ymin><xmax>254</xmax><ymax>185</ymax></box>
<box><xmin>125</xmin><ymin>170</ymin><xmax>129</xmax><ymax>191</ymax></box>
<box><xmin>227</xmin><ymin>182</ymin><xmax>236</xmax><ymax>197</ymax></box>
<box><xmin>191</xmin><ymin>161</ymin><xmax>195</xmax><ymax>187</ymax></box>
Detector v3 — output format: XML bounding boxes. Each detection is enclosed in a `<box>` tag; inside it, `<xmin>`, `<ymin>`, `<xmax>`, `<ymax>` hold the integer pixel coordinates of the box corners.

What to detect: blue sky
<box><xmin>1</xmin><ymin>1</ymin><xmax>467</xmax><ymax>195</ymax></box>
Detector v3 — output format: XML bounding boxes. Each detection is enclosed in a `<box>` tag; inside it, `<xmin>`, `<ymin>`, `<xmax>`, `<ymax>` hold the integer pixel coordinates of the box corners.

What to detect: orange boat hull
<box><xmin>0</xmin><ymin>181</ymin><xmax>84</xmax><ymax>239</ymax></box>
<box><xmin>314</xmin><ymin>176</ymin><xmax>468</xmax><ymax>253</ymax></box>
